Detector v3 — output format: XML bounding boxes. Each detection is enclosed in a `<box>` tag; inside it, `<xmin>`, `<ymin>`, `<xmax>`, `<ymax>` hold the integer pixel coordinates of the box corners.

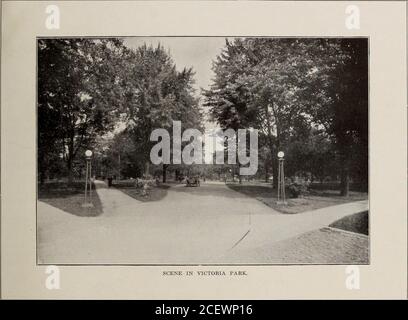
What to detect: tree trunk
<box><xmin>266</xmin><ymin>102</ymin><xmax>279</xmax><ymax>189</ymax></box>
<box><xmin>67</xmin><ymin>136</ymin><xmax>75</xmax><ymax>183</ymax></box>
<box><xmin>268</xmin><ymin>140</ymin><xmax>279</xmax><ymax>189</ymax></box>
<box><xmin>340</xmin><ymin>166</ymin><xmax>350</xmax><ymax>196</ymax></box>
<box><xmin>67</xmin><ymin>158</ymin><xmax>73</xmax><ymax>183</ymax></box>
<box><xmin>145</xmin><ymin>161</ymin><xmax>150</xmax><ymax>177</ymax></box>
<box><xmin>162</xmin><ymin>164</ymin><xmax>167</xmax><ymax>183</ymax></box>
<box><xmin>270</xmin><ymin>140</ymin><xmax>278</xmax><ymax>189</ymax></box>
<box><xmin>264</xmin><ymin>162</ymin><xmax>269</xmax><ymax>183</ymax></box>
<box><xmin>272</xmin><ymin>158</ymin><xmax>278</xmax><ymax>189</ymax></box>
<box><xmin>238</xmin><ymin>163</ymin><xmax>242</xmax><ymax>184</ymax></box>
<box><xmin>338</xmin><ymin>137</ymin><xmax>350</xmax><ymax>196</ymax></box>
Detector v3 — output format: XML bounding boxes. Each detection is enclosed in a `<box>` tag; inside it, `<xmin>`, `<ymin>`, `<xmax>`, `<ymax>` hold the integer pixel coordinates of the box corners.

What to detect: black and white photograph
<box><xmin>37</xmin><ymin>37</ymin><xmax>369</xmax><ymax>265</ymax></box>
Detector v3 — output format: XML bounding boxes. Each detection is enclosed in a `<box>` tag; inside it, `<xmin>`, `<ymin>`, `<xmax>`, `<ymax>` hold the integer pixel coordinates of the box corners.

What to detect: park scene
<box><xmin>37</xmin><ymin>37</ymin><xmax>369</xmax><ymax>264</ymax></box>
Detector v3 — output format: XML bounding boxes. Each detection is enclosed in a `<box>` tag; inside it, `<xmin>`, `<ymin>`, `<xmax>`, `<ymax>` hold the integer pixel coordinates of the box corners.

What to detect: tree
<box><xmin>204</xmin><ymin>38</ymin><xmax>312</xmax><ymax>187</ymax></box>
<box><xmin>94</xmin><ymin>130</ymin><xmax>144</xmax><ymax>179</ymax></box>
<box><xmin>297</xmin><ymin>39</ymin><xmax>368</xmax><ymax>195</ymax></box>
<box><xmin>284</xmin><ymin>127</ymin><xmax>337</xmax><ymax>182</ymax></box>
<box><xmin>204</xmin><ymin>38</ymin><xmax>368</xmax><ymax>195</ymax></box>
<box><xmin>38</xmin><ymin>38</ymin><xmax>127</xmax><ymax>182</ymax></box>
<box><xmin>119</xmin><ymin>44</ymin><xmax>203</xmax><ymax>182</ymax></box>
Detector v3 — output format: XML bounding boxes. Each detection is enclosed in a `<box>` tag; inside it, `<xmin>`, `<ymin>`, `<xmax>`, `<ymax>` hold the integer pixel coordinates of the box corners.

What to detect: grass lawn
<box><xmin>227</xmin><ymin>183</ymin><xmax>368</xmax><ymax>214</ymax></box>
<box><xmin>38</xmin><ymin>181</ymin><xmax>103</xmax><ymax>217</ymax></box>
<box><xmin>329</xmin><ymin>211</ymin><xmax>368</xmax><ymax>235</ymax></box>
<box><xmin>113</xmin><ymin>180</ymin><xmax>170</xmax><ymax>202</ymax></box>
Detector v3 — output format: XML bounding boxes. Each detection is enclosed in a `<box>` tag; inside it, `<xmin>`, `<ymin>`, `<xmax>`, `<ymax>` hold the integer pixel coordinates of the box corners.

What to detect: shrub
<box><xmin>287</xmin><ymin>181</ymin><xmax>309</xmax><ymax>198</ymax></box>
<box><xmin>134</xmin><ymin>178</ymin><xmax>155</xmax><ymax>189</ymax></box>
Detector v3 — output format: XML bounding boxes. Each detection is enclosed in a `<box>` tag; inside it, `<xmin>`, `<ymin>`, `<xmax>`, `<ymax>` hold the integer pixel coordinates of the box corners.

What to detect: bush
<box><xmin>133</xmin><ymin>177</ymin><xmax>156</xmax><ymax>189</ymax></box>
<box><xmin>287</xmin><ymin>181</ymin><xmax>309</xmax><ymax>198</ymax></box>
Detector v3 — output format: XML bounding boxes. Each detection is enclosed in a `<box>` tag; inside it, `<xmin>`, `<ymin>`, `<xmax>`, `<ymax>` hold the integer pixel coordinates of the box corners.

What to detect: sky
<box><xmin>123</xmin><ymin>37</ymin><xmax>230</xmax><ymax>162</ymax></box>
<box><xmin>123</xmin><ymin>37</ymin><xmax>228</xmax><ymax>92</ymax></box>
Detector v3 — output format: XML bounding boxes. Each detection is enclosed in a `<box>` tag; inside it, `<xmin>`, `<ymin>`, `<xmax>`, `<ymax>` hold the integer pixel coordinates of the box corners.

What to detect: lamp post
<box><xmin>83</xmin><ymin>149</ymin><xmax>94</xmax><ymax>207</ymax></box>
<box><xmin>277</xmin><ymin>151</ymin><xmax>287</xmax><ymax>205</ymax></box>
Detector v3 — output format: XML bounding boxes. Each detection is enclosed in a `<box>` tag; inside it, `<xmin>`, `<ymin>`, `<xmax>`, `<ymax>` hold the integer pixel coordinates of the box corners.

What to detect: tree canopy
<box><xmin>203</xmin><ymin>38</ymin><xmax>368</xmax><ymax>194</ymax></box>
<box><xmin>38</xmin><ymin>39</ymin><xmax>203</xmax><ymax>183</ymax></box>
<box><xmin>38</xmin><ymin>37</ymin><xmax>367</xmax><ymax>195</ymax></box>
<box><xmin>38</xmin><ymin>38</ymin><xmax>127</xmax><ymax>182</ymax></box>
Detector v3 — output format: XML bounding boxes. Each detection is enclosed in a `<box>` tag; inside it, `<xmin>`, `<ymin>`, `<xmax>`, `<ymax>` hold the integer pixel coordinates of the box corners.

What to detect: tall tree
<box><xmin>119</xmin><ymin>44</ymin><xmax>203</xmax><ymax>182</ymax></box>
<box><xmin>38</xmin><ymin>38</ymin><xmax>127</xmax><ymax>182</ymax></box>
<box><xmin>204</xmin><ymin>38</ymin><xmax>311</xmax><ymax>187</ymax></box>
<box><xmin>204</xmin><ymin>38</ymin><xmax>368</xmax><ymax>194</ymax></box>
<box><xmin>297</xmin><ymin>39</ymin><xmax>368</xmax><ymax>195</ymax></box>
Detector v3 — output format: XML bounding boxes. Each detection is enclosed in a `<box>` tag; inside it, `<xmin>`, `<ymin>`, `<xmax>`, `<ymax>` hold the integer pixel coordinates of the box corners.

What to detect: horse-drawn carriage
<box><xmin>185</xmin><ymin>176</ymin><xmax>200</xmax><ymax>187</ymax></box>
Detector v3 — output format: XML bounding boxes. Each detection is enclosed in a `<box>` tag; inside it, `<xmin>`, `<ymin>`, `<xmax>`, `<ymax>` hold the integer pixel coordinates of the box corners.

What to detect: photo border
<box><xmin>35</xmin><ymin>35</ymin><xmax>371</xmax><ymax>267</ymax></box>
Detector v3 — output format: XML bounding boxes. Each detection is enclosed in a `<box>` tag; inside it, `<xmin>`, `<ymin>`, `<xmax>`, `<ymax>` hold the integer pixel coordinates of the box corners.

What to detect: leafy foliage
<box><xmin>203</xmin><ymin>38</ymin><xmax>368</xmax><ymax>194</ymax></box>
<box><xmin>38</xmin><ymin>38</ymin><xmax>127</xmax><ymax>181</ymax></box>
<box><xmin>38</xmin><ymin>39</ymin><xmax>203</xmax><ymax>182</ymax></box>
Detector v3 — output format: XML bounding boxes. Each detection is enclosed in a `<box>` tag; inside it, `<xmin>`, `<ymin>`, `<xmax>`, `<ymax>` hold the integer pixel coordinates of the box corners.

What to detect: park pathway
<box><xmin>37</xmin><ymin>181</ymin><xmax>369</xmax><ymax>264</ymax></box>
<box><xmin>231</xmin><ymin>200</ymin><xmax>368</xmax><ymax>251</ymax></box>
<box><xmin>93</xmin><ymin>180</ymin><xmax>140</xmax><ymax>215</ymax></box>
